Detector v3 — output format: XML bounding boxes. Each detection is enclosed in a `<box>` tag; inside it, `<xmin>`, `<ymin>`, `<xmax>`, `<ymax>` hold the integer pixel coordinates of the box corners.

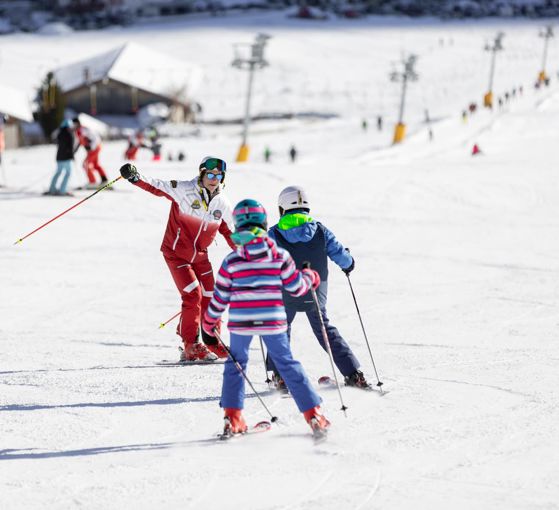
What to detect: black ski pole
<box><xmin>303</xmin><ymin>262</ymin><xmax>348</xmax><ymax>416</ymax></box>
<box><xmin>259</xmin><ymin>336</ymin><xmax>272</xmax><ymax>386</ymax></box>
<box><xmin>345</xmin><ymin>273</ymin><xmax>384</xmax><ymax>392</ymax></box>
<box><xmin>213</xmin><ymin>330</ymin><xmax>278</xmax><ymax>424</ymax></box>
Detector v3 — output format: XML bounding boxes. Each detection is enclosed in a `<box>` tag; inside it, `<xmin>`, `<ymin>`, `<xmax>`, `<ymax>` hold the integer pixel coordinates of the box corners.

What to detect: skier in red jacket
<box><xmin>73</xmin><ymin>118</ymin><xmax>108</xmax><ymax>187</ymax></box>
<box><xmin>120</xmin><ymin>157</ymin><xmax>236</xmax><ymax>361</ymax></box>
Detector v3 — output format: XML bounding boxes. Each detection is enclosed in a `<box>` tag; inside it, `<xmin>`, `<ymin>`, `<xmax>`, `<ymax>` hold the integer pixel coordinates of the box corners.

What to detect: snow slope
<box><xmin>1</xmin><ymin>12</ymin><xmax>559</xmax><ymax>510</ymax></box>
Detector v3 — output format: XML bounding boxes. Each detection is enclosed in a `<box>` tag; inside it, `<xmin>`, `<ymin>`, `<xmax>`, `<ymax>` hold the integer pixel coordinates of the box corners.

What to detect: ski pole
<box><xmin>258</xmin><ymin>336</ymin><xmax>272</xmax><ymax>386</ymax></box>
<box><xmin>345</xmin><ymin>273</ymin><xmax>384</xmax><ymax>392</ymax></box>
<box><xmin>158</xmin><ymin>311</ymin><xmax>181</xmax><ymax>329</ymax></box>
<box><xmin>14</xmin><ymin>176</ymin><xmax>122</xmax><ymax>245</ymax></box>
<box><xmin>303</xmin><ymin>262</ymin><xmax>348</xmax><ymax>416</ymax></box>
<box><xmin>213</xmin><ymin>329</ymin><xmax>278</xmax><ymax>424</ymax></box>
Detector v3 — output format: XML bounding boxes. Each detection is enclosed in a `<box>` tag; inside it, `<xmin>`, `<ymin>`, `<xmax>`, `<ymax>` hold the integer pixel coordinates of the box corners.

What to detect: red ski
<box><xmin>217</xmin><ymin>420</ymin><xmax>272</xmax><ymax>441</ymax></box>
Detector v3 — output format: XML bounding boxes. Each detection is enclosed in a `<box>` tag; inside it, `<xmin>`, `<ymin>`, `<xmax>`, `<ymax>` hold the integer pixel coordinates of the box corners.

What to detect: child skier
<box><xmin>266</xmin><ymin>185</ymin><xmax>371</xmax><ymax>390</ymax></box>
<box><xmin>201</xmin><ymin>199</ymin><xmax>330</xmax><ymax>439</ymax></box>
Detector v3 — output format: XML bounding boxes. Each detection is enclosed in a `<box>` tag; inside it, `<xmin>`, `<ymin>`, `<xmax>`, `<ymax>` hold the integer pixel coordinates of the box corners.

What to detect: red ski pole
<box><xmin>14</xmin><ymin>176</ymin><xmax>122</xmax><ymax>245</ymax></box>
<box><xmin>158</xmin><ymin>311</ymin><xmax>181</xmax><ymax>329</ymax></box>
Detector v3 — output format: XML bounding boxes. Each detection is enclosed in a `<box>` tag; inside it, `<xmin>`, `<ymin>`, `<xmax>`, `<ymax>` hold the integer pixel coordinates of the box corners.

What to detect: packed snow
<box><xmin>1</xmin><ymin>12</ymin><xmax>559</xmax><ymax>510</ymax></box>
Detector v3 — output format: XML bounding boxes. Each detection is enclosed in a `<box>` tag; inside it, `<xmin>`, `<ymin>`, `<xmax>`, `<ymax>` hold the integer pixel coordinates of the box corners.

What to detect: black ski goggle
<box><xmin>205</xmin><ymin>172</ymin><xmax>224</xmax><ymax>181</ymax></box>
<box><xmin>200</xmin><ymin>158</ymin><xmax>226</xmax><ymax>172</ymax></box>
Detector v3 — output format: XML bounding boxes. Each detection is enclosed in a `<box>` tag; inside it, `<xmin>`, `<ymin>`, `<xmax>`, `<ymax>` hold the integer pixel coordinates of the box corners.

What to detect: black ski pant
<box><xmin>266</xmin><ymin>299</ymin><xmax>360</xmax><ymax>378</ymax></box>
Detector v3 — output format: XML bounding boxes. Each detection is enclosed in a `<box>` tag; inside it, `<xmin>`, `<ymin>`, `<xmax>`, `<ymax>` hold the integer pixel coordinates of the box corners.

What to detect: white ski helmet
<box><xmin>278</xmin><ymin>186</ymin><xmax>310</xmax><ymax>213</ymax></box>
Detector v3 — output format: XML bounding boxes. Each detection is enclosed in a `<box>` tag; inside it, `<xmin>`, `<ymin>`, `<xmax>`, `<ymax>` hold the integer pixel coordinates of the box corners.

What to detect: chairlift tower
<box><xmin>390</xmin><ymin>54</ymin><xmax>418</xmax><ymax>144</ymax></box>
<box><xmin>483</xmin><ymin>32</ymin><xmax>504</xmax><ymax>108</ymax></box>
<box><xmin>232</xmin><ymin>33</ymin><xmax>271</xmax><ymax>162</ymax></box>
<box><xmin>538</xmin><ymin>25</ymin><xmax>554</xmax><ymax>84</ymax></box>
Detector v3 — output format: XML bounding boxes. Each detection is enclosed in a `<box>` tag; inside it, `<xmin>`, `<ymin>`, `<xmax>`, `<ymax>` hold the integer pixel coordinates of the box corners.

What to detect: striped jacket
<box><xmin>204</xmin><ymin>235</ymin><xmax>312</xmax><ymax>335</ymax></box>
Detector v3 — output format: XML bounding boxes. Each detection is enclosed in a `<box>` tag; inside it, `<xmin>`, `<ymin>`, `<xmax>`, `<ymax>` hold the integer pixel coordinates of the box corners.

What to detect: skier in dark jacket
<box><xmin>46</xmin><ymin>119</ymin><xmax>74</xmax><ymax>196</ymax></box>
<box><xmin>266</xmin><ymin>185</ymin><xmax>371</xmax><ymax>390</ymax></box>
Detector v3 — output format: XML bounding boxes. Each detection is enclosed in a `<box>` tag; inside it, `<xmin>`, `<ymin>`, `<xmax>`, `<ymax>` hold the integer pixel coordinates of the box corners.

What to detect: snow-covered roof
<box><xmin>53</xmin><ymin>42</ymin><xmax>203</xmax><ymax>103</ymax></box>
<box><xmin>0</xmin><ymin>83</ymin><xmax>33</xmax><ymax>122</ymax></box>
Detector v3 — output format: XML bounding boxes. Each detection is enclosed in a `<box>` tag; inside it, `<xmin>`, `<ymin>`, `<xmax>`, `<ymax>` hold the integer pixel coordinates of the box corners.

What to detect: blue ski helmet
<box><xmin>233</xmin><ymin>199</ymin><xmax>267</xmax><ymax>230</ymax></box>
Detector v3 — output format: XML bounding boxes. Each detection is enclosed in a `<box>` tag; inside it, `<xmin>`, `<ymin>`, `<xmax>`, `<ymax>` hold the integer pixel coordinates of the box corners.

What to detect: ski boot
<box><xmin>303</xmin><ymin>406</ymin><xmax>330</xmax><ymax>442</ymax></box>
<box><xmin>272</xmin><ymin>372</ymin><xmax>289</xmax><ymax>394</ymax></box>
<box><xmin>201</xmin><ymin>330</ymin><xmax>228</xmax><ymax>359</ymax></box>
<box><xmin>180</xmin><ymin>342</ymin><xmax>218</xmax><ymax>362</ymax></box>
<box><xmin>344</xmin><ymin>370</ymin><xmax>372</xmax><ymax>390</ymax></box>
<box><xmin>222</xmin><ymin>408</ymin><xmax>248</xmax><ymax>437</ymax></box>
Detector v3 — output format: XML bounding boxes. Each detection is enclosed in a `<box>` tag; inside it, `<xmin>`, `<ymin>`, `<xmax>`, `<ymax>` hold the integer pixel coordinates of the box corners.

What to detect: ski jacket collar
<box><xmin>274</xmin><ymin>213</ymin><xmax>317</xmax><ymax>243</ymax></box>
<box><xmin>278</xmin><ymin>212</ymin><xmax>314</xmax><ymax>231</ymax></box>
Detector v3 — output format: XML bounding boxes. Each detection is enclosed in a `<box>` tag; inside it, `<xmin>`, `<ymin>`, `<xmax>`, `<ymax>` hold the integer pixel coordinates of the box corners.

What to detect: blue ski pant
<box><xmin>267</xmin><ymin>291</ymin><xmax>360</xmax><ymax>378</ymax></box>
<box><xmin>220</xmin><ymin>332</ymin><xmax>321</xmax><ymax>413</ymax></box>
<box><xmin>49</xmin><ymin>160</ymin><xmax>72</xmax><ymax>194</ymax></box>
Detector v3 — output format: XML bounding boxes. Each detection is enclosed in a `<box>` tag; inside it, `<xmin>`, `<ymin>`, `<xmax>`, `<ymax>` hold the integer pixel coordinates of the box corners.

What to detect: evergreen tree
<box><xmin>37</xmin><ymin>72</ymin><xmax>65</xmax><ymax>138</ymax></box>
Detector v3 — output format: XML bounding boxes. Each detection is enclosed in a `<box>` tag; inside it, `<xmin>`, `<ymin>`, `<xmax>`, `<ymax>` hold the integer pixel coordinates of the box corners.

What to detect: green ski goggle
<box><xmin>200</xmin><ymin>158</ymin><xmax>226</xmax><ymax>172</ymax></box>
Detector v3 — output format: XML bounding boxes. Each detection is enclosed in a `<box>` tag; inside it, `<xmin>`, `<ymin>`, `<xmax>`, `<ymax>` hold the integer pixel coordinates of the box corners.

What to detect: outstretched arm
<box><xmin>119</xmin><ymin>163</ymin><xmax>181</xmax><ymax>202</ymax></box>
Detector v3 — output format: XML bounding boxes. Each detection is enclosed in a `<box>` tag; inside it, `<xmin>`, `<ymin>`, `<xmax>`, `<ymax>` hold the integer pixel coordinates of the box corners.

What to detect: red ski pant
<box><xmin>164</xmin><ymin>254</ymin><xmax>219</xmax><ymax>347</ymax></box>
<box><xmin>83</xmin><ymin>146</ymin><xmax>107</xmax><ymax>183</ymax></box>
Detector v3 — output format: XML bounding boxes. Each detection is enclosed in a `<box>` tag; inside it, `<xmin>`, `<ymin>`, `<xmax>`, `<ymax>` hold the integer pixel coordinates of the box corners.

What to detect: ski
<box><xmin>156</xmin><ymin>359</ymin><xmax>226</xmax><ymax>366</ymax></box>
<box><xmin>318</xmin><ymin>375</ymin><xmax>389</xmax><ymax>396</ymax></box>
<box><xmin>217</xmin><ymin>420</ymin><xmax>271</xmax><ymax>441</ymax></box>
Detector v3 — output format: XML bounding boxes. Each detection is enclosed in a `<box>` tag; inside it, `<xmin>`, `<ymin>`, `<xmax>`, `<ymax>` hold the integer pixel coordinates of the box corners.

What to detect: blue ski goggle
<box><xmin>205</xmin><ymin>172</ymin><xmax>224</xmax><ymax>181</ymax></box>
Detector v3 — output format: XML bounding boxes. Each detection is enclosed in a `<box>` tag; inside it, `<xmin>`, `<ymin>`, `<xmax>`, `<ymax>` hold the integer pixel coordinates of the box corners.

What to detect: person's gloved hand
<box><xmin>120</xmin><ymin>163</ymin><xmax>139</xmax><ymax>183</ymax></box>
<box><xmin>342</xmin><ymin>257</ymin><xmax>355</xmax><ymax>275</ymax></box>
<box><xmin>302</xmin><ymin>268</ymin><xmax>320</xmax><ymax>290</ymax></box>
<box><xmin>201</xmin><ymin>316</ymin><xmax>218</xmax><ymax>344</ymax></box>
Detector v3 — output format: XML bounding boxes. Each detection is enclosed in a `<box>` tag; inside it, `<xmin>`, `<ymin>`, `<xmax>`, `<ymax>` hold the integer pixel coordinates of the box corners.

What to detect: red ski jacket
<box><xmin>134</xmin><ymin>175</ymin><xmax>235</xmax><ymax>262</ymax></box>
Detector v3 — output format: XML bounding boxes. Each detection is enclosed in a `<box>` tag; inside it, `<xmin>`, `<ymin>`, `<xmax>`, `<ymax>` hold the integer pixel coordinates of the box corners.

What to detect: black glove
<box><xmin>120</xmin><ymin>163</ymin><xmax>139</xmax><ymax>183</ymax></box>
<box><xmin>201</xmin><ymin>328</ymin><xmax>218</xmax><ymax>346</ymax></box>
<box><xmin>342</xmin><ymin>257</ymin><xmax>355</xmax><ymax>275</ymax></box>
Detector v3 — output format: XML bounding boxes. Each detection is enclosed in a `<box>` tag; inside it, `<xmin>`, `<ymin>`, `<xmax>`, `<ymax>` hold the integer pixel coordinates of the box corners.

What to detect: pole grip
<box><xmin>302</xmin><ymin>261</ymin><xmax>311</xmax><ymax>269</ymax></box>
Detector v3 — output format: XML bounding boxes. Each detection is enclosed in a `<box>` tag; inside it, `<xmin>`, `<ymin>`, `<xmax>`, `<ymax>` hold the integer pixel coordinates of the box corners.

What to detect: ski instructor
<box><xmin>119</xmin><ymin>157</ymin><xmax>236</xmax><ymax>362</ymax></box>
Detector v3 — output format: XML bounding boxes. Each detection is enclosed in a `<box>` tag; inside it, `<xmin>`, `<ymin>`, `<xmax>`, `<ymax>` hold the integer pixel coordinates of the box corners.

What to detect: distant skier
<box><xmin>266</xmin><ymin>186</ymin><xmax>372</xmax><ymax>391</ymax></box>
<box><xmin>119</xmin><ymin>157</ymin><xmax>236</xmax><ymax>361</ymax></box>
<box><xmin>124</xmin><ymin>130</ymin><xmax>147</xmax><ymax>161</ymax></box>
<box><xmin>46</xmin><ymin>119</ymin><xmax>75</xmax><ymax>196</ymax></box>
<box><xmin>73</xmin><ymin>117</ymin><xmax>108</xmax><ymax>188</ymax></box>
<box><xmin>147</xmin><ymin>128</ymin><xmax>162</xmax><ymax>161</ymax></box>
<box><xmin>264</xmin><ymin>146</ymin><xmax>272</xmax><ymax>163</ymax></box>
<box><xmin>201</xmin><ymin>198</ymin><xmax>330</xmax><ymax>439</ymax></box>
<box><xmin>289</xmin><ymin>145</ymin><xmax>297</xmax><ymax>163</ymax></box>
<box><xmin>376</xmin><ymin>115</ymin><xmax>383</xmax><ymax>131</ymax></box>
<box><xmin>361</xmin><ymin>118</ymin><xmax>368</xmax><ymax>132</ymax></box>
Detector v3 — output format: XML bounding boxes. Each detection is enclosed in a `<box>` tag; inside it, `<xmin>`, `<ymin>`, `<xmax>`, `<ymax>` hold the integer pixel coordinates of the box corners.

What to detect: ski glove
<box><xmin>201</xmin><ymin>315</ymin><xmax>218</xmax><ymax>343</ymax></box>
<box><xmin>342</xmin><ymin>257</ymin><xmax>355</xmax><ymax>275</ymax></box>
<box><xmin>119</xmin><ymin>163</ymin><xmax>139</xmax><ymax>183</ymax></box>
<box><xmin>201</xmin><ymin>328</ymin><xmax>218</xmax><ymax>347</ymax></box>
<box><xmin>301</xmin><ymin>268</ymin><xmax>321</xmax><ymax>290</ymax></box>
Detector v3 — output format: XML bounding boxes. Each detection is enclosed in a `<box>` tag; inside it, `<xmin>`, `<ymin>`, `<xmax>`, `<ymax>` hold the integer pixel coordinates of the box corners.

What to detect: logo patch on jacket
<box><xmin>191</xmin><ymin>199</ymin><xmax>201</xmax><ymax>210</ymax></box>
<box><xmin>213</xmin><ymin>209</ymin><xmax>222</xmax><ymax>220</ymax></box>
